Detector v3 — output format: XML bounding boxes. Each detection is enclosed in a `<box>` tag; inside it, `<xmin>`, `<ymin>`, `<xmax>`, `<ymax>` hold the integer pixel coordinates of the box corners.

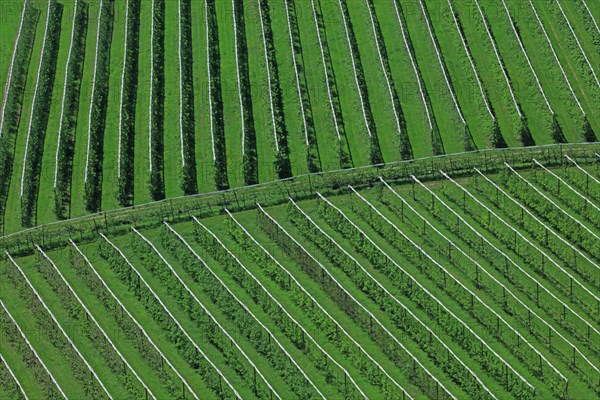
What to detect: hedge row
<box><xmin>338</xmin><ymin>0</ymin><xmax>383</xmax><ymax>166</ymax></box>
<box><xmin>233</xmin><ymin>0</ymin><xmax>258</xmax><ymax>185</ymax></box>
<box><xmin>179</xmin><ymin>0</ymin><xmax>198</xmax><ymax>195</ymax></box>
<box><xmin>54</xmin><ymin>1</ymin><xmax>88</xmax><ymax>220</ymax></box>
<box><xmin>0</xmin><ymin>3</ymin><xmax>39</xmax><ymax>234</ymax></box>
<box><xmin>365</xmin><ymin>0</ymin><xmax>412</xmax><ymax>160</ymax></box>
<box><xmin>206</xmin><ymin>0</ymin><xmax>229</xmax><ymax>191</ymax></box>
<box><xmin>393</xmin><ymin>0</ymin><xmax>444</xmax><ymax>156</ymax></box>
<box><xmin>258</xmin><ymin>0</ymin><xmax>292</xmax><ymax>179</ymax></box>
<box><xmin>286</xmin><ymin>0</ymin><xmax>321</xmax><ymax>172</ymax></box>
<box><xmin>84</xmin><ymin>0</ymin><xmax>115</xmax><ymax>212</ymax></box>
<box><xmin>21</xmin><ymin>0</ymin><xmax>63</xmax><ymax>227</ymax></box>
<box><xmin>149</xmin><ymin>0</ymin><xmax>165</xmax><ymax>200</ymax></box>
<box><xmin>117</xmin><ymin>0</ymin><xmax>141</xmax><ymax>207</ymax></box>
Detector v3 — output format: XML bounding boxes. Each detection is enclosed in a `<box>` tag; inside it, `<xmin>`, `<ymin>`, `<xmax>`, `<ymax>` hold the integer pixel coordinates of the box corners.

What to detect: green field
<box><xmin>0</xmin><ymin>0</ymin><xmax>599</xmax><ymax>398</ymax></box>
<box><xmin>1</xmin><ymin>146</ymin><xmax>599</xmax><ymax>399</ymax></box>
<box><xmin>0</xmin><ymin>0</ymin><xmax>598</xmax><ymax>233</ymax></box>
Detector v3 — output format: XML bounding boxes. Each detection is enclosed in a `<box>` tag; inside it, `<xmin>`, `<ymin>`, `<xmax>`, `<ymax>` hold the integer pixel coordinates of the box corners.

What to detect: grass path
<box><xmin>372</xmin><ymin>0</ymin><xmax>432</xmax><ymax>159</ymax></box>
<box><xmin>319</xmin><ymin>0</ymin><xmax>370</xmax><ymax>167</ymax></box>
<box><xmin>99</xmin><ymin>0</ymin><xmax>126</xmax><ymax>211</ymax></box>
<box><xmin>294</xmin><ymin>1</ymin><xmax>341</xmax><ymax>171</ymax></box>
<box><xmin>192</xmin><ymin>0</ymin><xmax>213</xmax><ymax>193</ymax></box>
<box><xmin>215</xmin><ymin>0</ymin><xmax>244</xmax><ymax>188</ymax></box>
<box><xmin>70</xmin><ymin>0</ymin><xmax>99</xmax><ymax>219</ymax></box>
<box><xmin>401</xmin><ymin>0</ymin><xmax>464</xmax><ymax>154</ymax></box>
<box><xmin>162</xmin><ymin>0</ymin><xmax>184</xmax><ymax>199</ymax></box>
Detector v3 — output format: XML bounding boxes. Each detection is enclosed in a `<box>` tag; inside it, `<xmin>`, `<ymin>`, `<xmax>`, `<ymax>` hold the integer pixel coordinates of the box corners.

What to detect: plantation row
<box><xmin>0</xmin><ymin>0</ymin><xmax>598</xmax><ymax>232</ymax></box>
<box><xmin>1</xmin><ymin>163</ymin><xmax>598</xmax><ymax>399</ymax></box>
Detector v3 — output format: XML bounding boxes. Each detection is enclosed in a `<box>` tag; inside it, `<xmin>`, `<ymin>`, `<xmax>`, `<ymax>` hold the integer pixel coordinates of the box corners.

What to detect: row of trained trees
<box><xmin>117</xmin><ymin>0</ymin><xmax>141</xmax><ymax>207</ymax></box>
<box><xmin>258</xmin><ymin>0</ymin><xmax>292</xmax><ymax>179</ymax></box>
<box><xmin>179</xmin><ymin>0</ymin><xmax>198</xmax><ymax>195</ymax></box>
<box><xmin>206</xmin><ymin>0</ymin><xmax>229</xmax><ymax>190</ymax></box>
<box><xmin>84</xmin><ymin>0</ymin><xmax>115</xmax><ymax>212</ymax></box>
<box><xmin>54</xmin><ymin>0</ymin><xmax>89</xmax><ymax>220</ymax></box>
<box><xmin>0</xmin><ymin>2</ymin><xmax>39</xmax><ymax>234</ymax></box>
<box><xmin>98</xmin><ymin>237</ymin><xmax>239</xmax><ymax>398</ymax></box>
<box><xmin>21</xmin><ymin>0</ymin><xmax>63</xmax><ymax>227</ymax></box>
<box><xmin>35</xmin><ymin>250</ymin><xmax>147</xmax><ymax>398</ymax></box>
<box><xmin>149</xmin><ymin>0</ymin><xmax>165</xmax><ymax>200</ymax></box>
<box><xmin>233</xmin><ymin>0</ymin><xmax>259</xmax><ymax>185</ymax></box>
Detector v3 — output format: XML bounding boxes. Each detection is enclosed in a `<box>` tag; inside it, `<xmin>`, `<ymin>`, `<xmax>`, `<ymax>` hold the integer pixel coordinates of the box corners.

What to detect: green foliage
<box><xmin>0</xmin><ymin>3</ymin><xmax>39</xmax><ymax>233</ymax></box>
<box><xmin>117</xmin><ymin>0</ymin><xmax>141</xmax><ymax>207</ymax></box>
<box><xmin>149</xmin><ymin>0</ymin><xmax>165</xmax><ymax>200</ymax></box>
<box><xmin>54</xmin><ymin>1</ymin><xmax>89</xmax><ymax>219</ymax></box>
<box><xmin>550</xmin><ymin>114</ymin><xmax>567</xmax><ymax>144</ymax></box>
<box><xmin>233</xmin><ymin>0</ymin><xmax>259</xmax><ymax>185</ymax></box>
<box><xmin>21</xmin><ymin>0</ymin><xmax>63</xmax><ymax>227</ymax></box>
<box><xmin>206</xmin><ymin>0</ymin><xmax>229</xmax><ymax>191</ymax></box>
<box><xmin>84</xmin><ymin>0</ymin><xmax>115</xmax><ymax>212</ymax></box>
<box><xmin>259</xmin><ymin>0</ymin><xmax>293</xmax><ymax>179</ymax></box>
<box><xmin>179</xmin><ymin>0</ymin><xmax>198</xmax><ymax>195</ymax></box>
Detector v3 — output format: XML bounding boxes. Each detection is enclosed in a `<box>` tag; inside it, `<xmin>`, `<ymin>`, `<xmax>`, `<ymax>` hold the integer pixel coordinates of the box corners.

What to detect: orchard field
<box><xmin>0</xmin><ymin>0</ymin><xmax>599</xmax><ymax>398</ymax></box>
<box><xmin>1</xmin><ymin>146</ymin><xmax>599</xmax><ymax>399</ymax></box>
<box><xmin>0</xmin><ymin>0</ymin><xmax>598</xmax><ymax>233</ymax></box>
